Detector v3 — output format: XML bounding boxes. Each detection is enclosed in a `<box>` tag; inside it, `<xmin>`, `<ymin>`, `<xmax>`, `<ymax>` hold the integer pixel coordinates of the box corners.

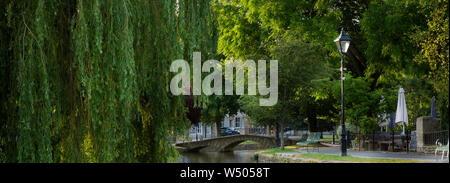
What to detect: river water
<box><xmin>179</xmin><ymin>150</ymin><xmax>258</xmax><ymax>163</ymax></box>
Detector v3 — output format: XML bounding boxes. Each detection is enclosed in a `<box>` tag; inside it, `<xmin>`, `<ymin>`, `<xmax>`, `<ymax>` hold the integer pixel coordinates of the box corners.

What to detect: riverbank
<box><xmin>257</xmin><ymin>152</ymin><xmax>352</xmax><ymax>163</ymax></box>
<box><xmin>255</xmin><ymin>146</ymin><xmax>445</xmax><ymax>163</ymax></box>
<box><xmin>256</xmin><ymin>152</ymin><xmax>431</xmax><ymax>163</ymax></box>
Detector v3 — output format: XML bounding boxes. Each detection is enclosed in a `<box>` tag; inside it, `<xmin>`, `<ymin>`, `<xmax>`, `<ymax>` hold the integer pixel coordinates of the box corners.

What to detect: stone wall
<box><xmin>418</xmin><ymin>145</ymin><xmax>438</xmax><ymax>154</ymax></box>
<box><xmin>176</xmin><ymin>134</ymin><xmax>297</xmax><ymax>152</ymax></box>
<box><xmin>416</xmin><ymin>116</ymin><xmax>440</xmax><ymax>152</ymax></box>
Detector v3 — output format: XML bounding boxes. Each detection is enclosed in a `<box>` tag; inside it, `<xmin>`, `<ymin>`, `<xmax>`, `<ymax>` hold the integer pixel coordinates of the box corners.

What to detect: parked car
<box><xmin>231</xmin><ymin>129</ymin><xmax>240</xmax><ymax>135</ymax></box>
<box><xmin>284</xmin><ymin>130</ymin><xmax>295</xmax><ymax>136</ymax></box>
<box><xmin>220</xmin><ymin>127</ymin><xmax>240</xmax><ymax>136</ymax></box>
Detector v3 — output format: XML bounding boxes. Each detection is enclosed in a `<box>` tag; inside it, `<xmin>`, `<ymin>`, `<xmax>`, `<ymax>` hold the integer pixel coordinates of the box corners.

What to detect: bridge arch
<box><xmin>216</xmin><ymin>135</ymin><xmax>276</xmax><ymax>151</ymax></box>
<box><xmin>176</xmin><ymin>135</ymin><xmax>296</xmax><ymax>152</ymax></box>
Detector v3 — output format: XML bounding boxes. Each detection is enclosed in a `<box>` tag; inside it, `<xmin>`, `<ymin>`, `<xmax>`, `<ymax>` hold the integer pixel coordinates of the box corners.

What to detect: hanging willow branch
<box><xmin>0</xmin><ymin>0</ymin><xmax>215</xmax><ymax>163</ymax></box>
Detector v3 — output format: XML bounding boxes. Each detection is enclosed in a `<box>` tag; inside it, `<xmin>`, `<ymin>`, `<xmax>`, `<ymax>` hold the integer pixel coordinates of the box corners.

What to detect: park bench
<box><xmin>435</xmin><ymin>139</ymin><xmax>449</xmax><ymax>160</ymax></box>
<box><xmin>296</xmin><ymin>132</ymin><xmax>321</xmax><ymax>152</ymax></box>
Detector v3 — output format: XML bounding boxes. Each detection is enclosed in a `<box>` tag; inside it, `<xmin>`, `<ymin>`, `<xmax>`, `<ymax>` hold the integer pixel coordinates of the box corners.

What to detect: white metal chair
<box><xmin>435</xmin><ymin>139</ymin><xmax>449</xmax><ymax>160</ymax></box>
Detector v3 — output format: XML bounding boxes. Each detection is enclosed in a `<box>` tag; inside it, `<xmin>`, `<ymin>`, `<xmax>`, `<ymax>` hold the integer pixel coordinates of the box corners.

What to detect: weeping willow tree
<box><xmin>130</xmin><ymin>0</ymin><xmax>184</xmax><ymax>163</ymax></box>
<box><xmin>72</xmin><ymin>0</ymin><xmax>138</xmax><ymax>163</ymax></box>
<box><xmin>130</xmin><ymin>0</ymin><xmax>217</xmax><ymax>162</ymax></box>
<box><xmin>3</xmin><ymin>0</ymin><xmax>61</xmax><ymax>163</ymax></box>
<box><xmin>0</xmin><ymin>0</ymin><xmax>216</xmax><ymax>163</ymax></box>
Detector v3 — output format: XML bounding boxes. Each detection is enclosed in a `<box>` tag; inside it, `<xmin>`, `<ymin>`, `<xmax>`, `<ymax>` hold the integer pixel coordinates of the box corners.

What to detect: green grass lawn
<box><xmin>260</xmin><ymin>148</ymin><xmax>298</xmax><ymax>154</ymax></box>
<box><xmin>296</xmin><ymin>153</ymin><xmax>426</xmax><ymax>163</ymax></box>
<box><xmin>240</xmin><ymin>140</ymin><xmax>258</xmax><ymax>145</ymax></box>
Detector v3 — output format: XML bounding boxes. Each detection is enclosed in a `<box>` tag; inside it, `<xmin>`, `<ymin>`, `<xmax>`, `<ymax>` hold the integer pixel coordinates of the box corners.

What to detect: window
<box><xmin>197</xmin><ymin>123</ymin><xmax>202</xmax><ymax>134</ymax></box>
<box><xmin>224</xmin><ymin>117</ymin><xmax>229</xmax><ymax>127</ymax></box>
<box><xmin>235</xmin><ymin>118</ymin><xmax>241</xmax><ymax>128</ymax></box>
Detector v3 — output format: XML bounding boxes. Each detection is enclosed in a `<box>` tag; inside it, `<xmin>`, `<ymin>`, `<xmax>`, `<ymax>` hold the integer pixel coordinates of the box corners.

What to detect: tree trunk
<box><xmin>275</xmin><ymin>123</ymin><xmax>280</xmax><ymax>147</ymax></box>
<box><xmin>308</xmin><ymin>114</ymin><xmax>318</xmax><ymax>132</ymax></box>
<box><xmin>369</xmin><ymin>71</ymin><xmax>381</xmax><ymax>91</ymax></box>
<box><xmin>215</xmin><ymin>121</ymin><xmax>221</xmax><ymax>137</ymax></box>
<box><xmin>203</xmin><ymin>124</ymin><xmax>206</xmax><ymax>139</ymax></box>
<box><xmin>280</xmin><ymin>122</ymin><xmax>285</xmax><ymax>150</ymax></box>
<box><xmin>347</xmin><ymin>45</ymin><xmax>367</xmax><ymax>77</ymax></box>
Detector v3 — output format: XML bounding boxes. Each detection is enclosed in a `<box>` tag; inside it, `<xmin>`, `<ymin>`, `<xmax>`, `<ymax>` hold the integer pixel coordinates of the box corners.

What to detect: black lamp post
<box><xmin>334</xmin><ymin>28</ymin><xmax>351</xmax><ymax>156</ymax></box>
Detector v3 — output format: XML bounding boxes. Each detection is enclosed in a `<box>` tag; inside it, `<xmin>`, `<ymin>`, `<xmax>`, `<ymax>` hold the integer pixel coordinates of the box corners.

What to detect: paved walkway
<box><xmin>296</xmin><ymin>146</ymin><xmax>448</xmax><ymax>163</ymax></box>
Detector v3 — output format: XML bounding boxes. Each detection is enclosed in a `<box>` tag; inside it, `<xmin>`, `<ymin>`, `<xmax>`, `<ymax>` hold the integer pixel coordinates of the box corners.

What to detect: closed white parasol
<box><xmin>395</xmin><ymin>88</ymin><xmax>408</xmax><ymax>134</ymax></box>
<box><xmin>377</xmin><ymin>96</ymin><xmax>389</xmax><ymax>131</ymax></box>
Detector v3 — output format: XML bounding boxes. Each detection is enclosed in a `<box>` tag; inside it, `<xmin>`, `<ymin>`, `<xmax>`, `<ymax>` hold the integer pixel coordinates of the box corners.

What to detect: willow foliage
<box><xmin>4</xmin><ymin>0</ymin><xmax>60</xmax><ymax>163</ymax></box>
<box><xmin>72</xmin><ymin>0</ymin><xmax>137</xmax><ymax>162</ymax></box>
<box><xmin>130</xmin><ymin>0</ymin><xmax>216</xmax><ymax>163</ymax></box>
<box><xmin>130</xmin><ymin>0</ymin><xmax>182</xmax><ymax>163</ymax></box>
<box><xmin>0</xmin><ymin>0</ymin><xmax>215</xmax><ymax>163</ymax></box>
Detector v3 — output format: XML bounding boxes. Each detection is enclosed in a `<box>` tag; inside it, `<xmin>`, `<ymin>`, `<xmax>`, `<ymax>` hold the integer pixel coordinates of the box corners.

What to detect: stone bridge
<box><xmin>176</xmin><ymin>135</ymin><xmax>297</xmax><ymax>152</ymax></box>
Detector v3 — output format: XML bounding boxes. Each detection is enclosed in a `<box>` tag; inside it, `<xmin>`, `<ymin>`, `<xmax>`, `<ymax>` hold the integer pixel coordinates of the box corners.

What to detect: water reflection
<box><xmin>179</xmin><ymin>150</ymin><xmax>258</xmax><ymax>163</ymax></box>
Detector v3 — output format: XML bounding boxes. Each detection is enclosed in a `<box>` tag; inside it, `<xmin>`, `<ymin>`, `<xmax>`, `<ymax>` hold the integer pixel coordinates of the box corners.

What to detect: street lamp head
<box><xmin>334</xmin><ymin>28</ymin><xmax>351</xmax><ymax>54</ymax></box>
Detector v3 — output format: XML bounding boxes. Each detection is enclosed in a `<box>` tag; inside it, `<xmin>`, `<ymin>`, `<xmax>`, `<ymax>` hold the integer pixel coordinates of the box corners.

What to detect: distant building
<box><xmin>185</xmin><ymin>110</ymin><xmax>267</xmax><ymax>141</ymax></box>
<box><xmin>221</xmin><ymin>111</ymin><xmax>248</xmax><ymax>134</ymax></box>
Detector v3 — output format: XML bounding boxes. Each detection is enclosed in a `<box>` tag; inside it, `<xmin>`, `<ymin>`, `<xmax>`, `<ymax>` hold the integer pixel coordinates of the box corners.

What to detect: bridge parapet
<box><xmin>176</xmin><ymin>135</ymin><xmax>297</xmax><ymax>152</ymax></box>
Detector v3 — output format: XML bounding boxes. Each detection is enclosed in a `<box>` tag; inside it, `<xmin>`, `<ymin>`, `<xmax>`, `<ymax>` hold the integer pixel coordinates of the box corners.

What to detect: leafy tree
<box><xmin>240</xmin><ymin>39</ymin><xmax>329</xmax><ymax>149</ymax></box>
<box><xmin>360</xmin><ymin>0</ymin><xmax>429</xmax><ymax>89</ymax></box>
<box><xmin>0</xmin><ymin>0</ymin><xmax>446</xmax><ymax>162</ymax></box>
<box><xmin>0</xmin><ymin>0</ymin><xmax>215</xmax><ymax>163</ymax></box>
<box><xmin>201</xmin><ymin>95</ymin><xmax>240</xmax><ymax>137</ymax></box>
<box><xmin>329</xmin><ymin>74</ymin><xmax>381</xmax><ymax>134</ymax></box>
<box><xmin>413</xmin><ymin>0</ymin><xmax>449</xmax><ymax>129</ymax></box>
